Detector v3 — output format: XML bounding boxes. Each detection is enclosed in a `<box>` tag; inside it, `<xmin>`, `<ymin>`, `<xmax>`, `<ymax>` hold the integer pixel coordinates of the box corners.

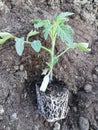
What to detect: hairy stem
<box><xmin>41</xmin><ymin>46</ymin><xmax>51</xmax><ymax>54</ymax></box>
<box><xmin>49</xmin><ymin>36</ymin><xmax>56</xmax><ymax>81</ymax></box>
<box><xmin>24</xmin><ymin>41</ymin><xmax>31</xmax><ymax>44</ymax></box>
<box><xmin>57</xmin><ymin>47</ymin><xmax>70</xmax><ymax>58</ymax></box>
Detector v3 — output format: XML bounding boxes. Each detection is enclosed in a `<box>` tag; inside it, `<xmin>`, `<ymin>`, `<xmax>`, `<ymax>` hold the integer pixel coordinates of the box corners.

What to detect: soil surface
<box><xmin>0</xmin><ymin>0</ymin><xmax>98</xmax><ymax>130</ymax></box>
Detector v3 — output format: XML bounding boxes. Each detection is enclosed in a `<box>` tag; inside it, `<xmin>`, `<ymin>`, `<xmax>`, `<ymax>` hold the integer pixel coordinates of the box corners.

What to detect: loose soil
<box><xmin>0</xmin><ymin>1</ymin><xmax>98</xmax><ymax>130</ymax></box>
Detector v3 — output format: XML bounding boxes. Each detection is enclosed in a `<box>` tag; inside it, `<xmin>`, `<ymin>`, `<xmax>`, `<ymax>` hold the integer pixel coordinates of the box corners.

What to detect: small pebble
<box><xmin>95</xmin><ymin>66</ymin><xmax>98</xmax><ymax>75</ymax></box>
<box><xmin>53</xmin><ymin>122</ymin><xmax>60</xmax><ymax>130</ymax></box>
<box><xmin>94</xmin><ymin>104</ymin><xmax>98</xmax><ymax>113</ymax></box>
<box><xmin>20</xmin><ymin>65</ymin><xmax>24</xmax><ymax>71</ymax></box>
<box><xmin>14</xmin><ymin>65</ymin><xmax>19</xmax><ymax>70</ymax></box>
<box><xmin>93</xmin><ymin>74</ymin><xmax>98</xmax><ymax>82</ymax></box>
<box><xmin>0</xmin><ymin>115</ymin><xmax>3</xmax><ymax>120</ymax></box>
<box><xmin>85</xmin><ymin>100</ymin><xmax>92</xmax><ymax>108</ymax></box>
<box><xmin>6</xmin><ymin>68</ymin><xmax>10</xmax><ymax>72</ymax></box>
<box><xmin>11</xmin><ymin>113</ymin><xmax>18</xmax><ymax>121</ymax></box>
<box><xmin>24</xmin><ymin>70</ymin><xmax>28</xmax><ymax>79</ymax></box>
<box><xmin>84</xmin><ymin>84</ymin><xmax>92</xmax><ymax>93</ymax></box>
<box><xmin>13</xmin><ymin>84</ymin><xmax>16</xmax><ymax>88</ymax></box>
<box><xmin>79</xmin><ymin>116</ymin><xmax>89</xmax><ymax>130</ymax></box>
<box><xmin>0</xmin><ymin>105</ymin><xmax>4</xmax><ymax>115</ymax></box>
<box><xmin>73</xmin><ymin>106</ymin><xmax>77</xmax><ymax>112</ymax></box>
<box><xmin>95</xmin><ymin>115</ymin><xmax>98</xmax><ymax>120</ymax></box>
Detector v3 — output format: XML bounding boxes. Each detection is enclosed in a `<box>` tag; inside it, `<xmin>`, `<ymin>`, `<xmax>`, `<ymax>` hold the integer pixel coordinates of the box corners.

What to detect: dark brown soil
<box><xmin>0</xmin><ymin>1</ymin><xmax>98</xmax><ymax>130</ymax></box>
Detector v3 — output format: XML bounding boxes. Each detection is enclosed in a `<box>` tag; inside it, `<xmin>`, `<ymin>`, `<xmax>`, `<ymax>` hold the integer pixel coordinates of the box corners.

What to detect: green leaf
<box><xmin>33</xmin><ymin>19</ymin><xmax>50</xmax><ymax>29</ymax></box>
<box><xmin>54</xmin><ymin>15</ymin><xmax>69</xmax><ymax>26</ymax></box>
<box><xmin>75</xmin><ymin>43</ymin><xmax>90</xmax><ymax>52</ymax></box>
<box><xmin>32</xmin><ymin>19</ymin><xmax>41</xmax><ymax>24</ymax></box>
<box><xmin>31</xmin><ymin>40</ymin><xmax>41</xmax><ymax>52</ymax></box>
<box><xmin>0</xmin><ymin>32</ymin><xmax>14</xmax><ymax>45</ymax></box>
<box><xmin>40</xmin><ymin>74</ymin><xmax>50</xmax><ymax>92</ymax></box>
<box><xmin>43</xmin><ymin>23</ymin><xmax>52</xmax><ymax>40</ymax></box>
<box><xmin>34</xmin><ymin>21</ymin><xmax>45</xmax><ymax>28</ymax></box>
<box><xmin>0</xmin><ymin>38</ymin><xmax>9</xmax><ymax>45</ymax></box>
<box><xmin>57</xmin><ymin>24</ymin><xmax>74</xmax><ymax>48</ymax></box>
<box><xmin>26</xmin><ymin>30</ymin><xmax>39</xmax><ymax>41</ymax></box>
<box><xmin>56</xmin><ymin>17</ymin><xmax>69</xmax><ymax>23</ymax></box>
<box><xmin>15</xmin><ymin>37</ymin><xmax>24</xmax><ymax>56</ymax></box>
<box><xmin>58</xmin><ymin>12</ymin><xmax>74</xmax><ymax>18</ymax></box>
<box><xmin>54</xmin><ymin>12</ymin><xmax>74</xmax><ymax>24</ymax></box>
<box><xmin>0</xmin><ymin>32</ymin><xmax>13</xmax><ymax>38</ymax></box>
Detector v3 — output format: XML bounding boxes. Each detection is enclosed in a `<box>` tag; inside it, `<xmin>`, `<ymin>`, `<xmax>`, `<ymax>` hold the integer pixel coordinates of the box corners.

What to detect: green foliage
<box><xmin>31</xmin><ymin>40</ymin><xmax>41</xmax><ymax>52</ymax></box>
<box><xmin>75</xmin><ymin>43</ymin><xmax>91</xmax><ymax>52</ymax></box>
<box><xmin>0</xmin><ymin>32</ymin><xmax>14</xmax><ymax>44</ymax></box>
<box><xmin>33</xmin><ymin>12</ymin><xmax>74</xmax><ymax>48</ymax></box>
<box><xmin>54</xmin><ymin>12</ymin><xmax>74</xmax><ymax>23</ymax></box>
<box><xmin>57</xmin><ymin>12</ymin><xmax>74</xmax><ymax>18</ymax></box>
<box><xmin>43</xmin><ymin>23</ymin><xmax>52</xmax><ymax>40</ymax></box>
<box><xmin>26</xmin><ymin>30</ymin><xmax>39</xmax><ymax>41</ymax></box>
<box><xmin>32</xmin><ymin>12</ymin><xmax>90</xmax><ymax>91</ymax></box>
<box><xmin>15</xmin><ymin>37</ymin><xmax>24</xmax><ymax>56</ymax></box>
<box><xmin>56</xmin><ymin>24</ymin><xmax>74</xmax><ymax>48</ymax></box>
<box><xmin>32</xmin><ymin>12</ymin><xmax>75</xmax><ymax>72</ymax></box>
<box><xmin>0</xmin><ymin>12</ymin><xmax>90</xmax><ymax>92</ymax></box>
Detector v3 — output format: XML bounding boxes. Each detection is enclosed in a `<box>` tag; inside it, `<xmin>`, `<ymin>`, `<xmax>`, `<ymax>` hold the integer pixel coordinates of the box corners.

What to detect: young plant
<box><xmin>32</xmin><ymin>12</ymin><xmax>90</xmax><ymax>92</ymax></box>
<box><xmin>0</xmin><ymin>12</ymin><xmax>90</xmax><ymax>92</ymax></box>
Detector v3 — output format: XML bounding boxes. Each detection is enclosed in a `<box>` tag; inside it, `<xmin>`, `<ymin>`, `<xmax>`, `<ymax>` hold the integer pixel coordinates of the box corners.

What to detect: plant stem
<box><xmin>57</xmin><ymin>47</ymin><xmax>70</xmax><ymax>58</ymax></box>
<box><xmin>41</xmin><ymin>46</ymin><xmax>51</xmax><ymax>54</ymax></box>
<box><xmin>24</xmin><ymin>41</ymin><xmax>31</xmax><ymax>44</ymax></box>
<box><xmin>49</xmin><ymin>36</ymin><xmax>56</xmax><ymax>81</ymax></box>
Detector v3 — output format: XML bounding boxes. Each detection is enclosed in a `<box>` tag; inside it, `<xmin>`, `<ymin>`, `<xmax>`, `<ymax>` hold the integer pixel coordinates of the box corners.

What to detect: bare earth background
<box><xmin>0</xmin><ymin>0</ymin><xmax>98</xmax><ymax>130</ymax></box>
